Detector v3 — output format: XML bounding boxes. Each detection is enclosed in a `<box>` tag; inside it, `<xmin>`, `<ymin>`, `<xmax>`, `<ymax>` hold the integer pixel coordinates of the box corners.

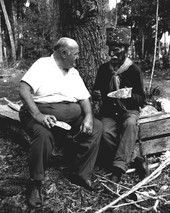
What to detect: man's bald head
<box><xmin>53</xmin><ymin>37</ymin><xmax>79</xmax><ymax>70</ymax></box>
<box><xmin>53</xmin><ymin>37</ymin><xmax>79</xmax><ymax>53</ymax></box>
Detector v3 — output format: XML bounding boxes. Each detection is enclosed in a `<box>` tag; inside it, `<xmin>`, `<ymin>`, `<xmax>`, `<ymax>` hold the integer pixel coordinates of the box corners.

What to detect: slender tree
<box><xmin>149</xmin><ymin>0</ymin><xmax>159</xmax><ymax>92</ymax></box>
<box><xmin>0</xmin><ymin>0</ymin><xmax>16</xmax><ymax>61</ymax></box>
<box><xmin>114</xmin><ymin>0</ymin><xmax>118</xmax><ymax>27</ymax></box>
<box><xmin>0</xmin><ymin>11</ymin><xmax>3</xmax><ymax>64</ymax></box>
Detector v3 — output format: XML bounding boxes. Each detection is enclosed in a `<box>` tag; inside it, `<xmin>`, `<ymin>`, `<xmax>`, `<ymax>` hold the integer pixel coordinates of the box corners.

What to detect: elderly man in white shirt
<box><xmin>19</xmin><ymin>37</ymin><xmax>102</xmax><ymax>208</ymax></box>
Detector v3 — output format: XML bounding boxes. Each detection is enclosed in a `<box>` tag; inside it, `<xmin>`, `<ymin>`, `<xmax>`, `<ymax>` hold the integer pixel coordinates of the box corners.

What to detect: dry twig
<box><xmin>95</xmin><ymin>156</ymin><xmax>170</xmax><ymax>213</ymax></box>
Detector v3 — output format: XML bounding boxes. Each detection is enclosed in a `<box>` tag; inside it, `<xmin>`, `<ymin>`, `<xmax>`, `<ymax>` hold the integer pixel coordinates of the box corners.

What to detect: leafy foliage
<box><xmin>1</xmin><ymin>0</ymin><xmax>170</xmax><ymax>63</ymax></box>
<box><xmin>117</xmin><ymin>0</ymin><xmax>170</xmax><ymax>58</ymax></box>
<box><xmin>21</xmin><ymin>1</ymin><xmax>54</xmax><ymax>59</ymax></box>
<box><xmin>0</xmin><ymin>0</ymin><xmax>54</xmax><ymax>61</ymax></box>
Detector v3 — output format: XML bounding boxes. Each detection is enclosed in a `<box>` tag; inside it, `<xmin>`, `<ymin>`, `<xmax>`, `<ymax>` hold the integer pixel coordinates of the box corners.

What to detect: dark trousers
<box><xmin>99</xmin><ymin>110</ymin><xmax>139</xmax><ymax>172</ymax></box>
<box><xmin>19</xmin><ymin>102</ymin><xmax>102</xmax><ymax>180</ymax></box>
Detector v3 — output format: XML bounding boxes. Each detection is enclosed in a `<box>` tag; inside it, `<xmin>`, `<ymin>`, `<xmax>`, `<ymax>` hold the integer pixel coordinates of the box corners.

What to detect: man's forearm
<box><xmin>20</xmin><ymin>93</ymin><xmax>41</xmax><ymax>119</ymax></box>
<box><xmin>79</xmin><ymin>99</ymin><xmax>93</xmax><ymax>118</ymax></box>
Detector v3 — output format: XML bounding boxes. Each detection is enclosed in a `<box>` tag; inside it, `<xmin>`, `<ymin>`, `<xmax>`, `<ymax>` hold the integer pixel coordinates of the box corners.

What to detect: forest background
<box><xmin>0</xmin><ymin>0</ymin><xmax>170</xmax><ymax>92</ymax></box>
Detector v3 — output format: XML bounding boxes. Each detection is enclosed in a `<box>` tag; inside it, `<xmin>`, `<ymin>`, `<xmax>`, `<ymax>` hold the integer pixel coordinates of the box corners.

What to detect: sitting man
<box><xmin>92</xmin><ymin>27</ymin><xmax>146</xmax><ymax>183</ymax></box>
<box><xmin>19</xmin><ymin>37</ymin><xmax>102</xmax><ymax>208</ymax></box>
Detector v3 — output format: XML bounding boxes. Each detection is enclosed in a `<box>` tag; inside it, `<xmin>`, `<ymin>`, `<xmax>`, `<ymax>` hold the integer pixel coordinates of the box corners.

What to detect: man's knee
<box><xmin>93</xmin><ymin>119</ymin><xmax>103</xmax><ymax>140</ymax></box>
<box><xmin>31</xmin><ymin>125</ymin><xmax>54</xmax><ymax>146</ymax></box>
<box><xmin>94</xmin><ymin>118</ymin><xmax>103</xmax><ymax>132</ymax></box>
<box><xmin>102</xmin><ymin>124</ymin><xmax>117</xmax><ymax>143</ymax></box>
<box><xmin>124</xmin><ymin>117</ymin><xmax>137</xmax><ymax>129</ymax></box>
<box><xmin>102</xmin><ymin>125</ymin><xmax>111</xmax><ymax>138</ymax></box>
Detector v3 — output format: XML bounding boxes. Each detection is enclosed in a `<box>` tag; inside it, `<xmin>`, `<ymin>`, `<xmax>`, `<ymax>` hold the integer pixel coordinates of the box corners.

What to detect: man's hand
<box><xmin>80</xmin><ymin>115</ymin><xmax>93</xmax><ymax>135</ymax></box>
<box><xmin>78</xmin><ymin>98</ymin><xmax>93</xmax><ymax>135</ymax></box>
<box><xmin>19</xmin><ymin>81</ymin><xmax>57</xmax><ymax>129</ymax></box>
<box><xmin>35</xmin><ymin>113</ymin><xmax>57</xmax><ymax>128</ymax></box>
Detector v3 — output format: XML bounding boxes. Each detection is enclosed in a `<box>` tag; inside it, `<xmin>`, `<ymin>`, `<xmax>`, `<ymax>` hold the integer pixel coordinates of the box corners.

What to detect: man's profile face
<box><xmin>109</xmin><ymin>44</ymin><xmax>127</xmax><ymax>66</ymax></box>
<box><xmin>64</xmin><ymin>46</ymin><xmax>79</xmax><ymax>69</ymax></box>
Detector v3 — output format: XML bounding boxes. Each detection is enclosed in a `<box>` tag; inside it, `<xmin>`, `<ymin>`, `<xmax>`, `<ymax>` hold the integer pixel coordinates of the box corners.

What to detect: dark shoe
<box><xmin>69</xmin><ymin>175</ymin><xmax>99</xmax><ymax>191</ymax></box>
<box><xmin>110</xmin><ymin>166</ymin><xmax>125</xmax><ymax>183</ymax></box>
<box><xmin>134</xmin><ymin>156</ymin><xmax>149</xmax><ymax>180</ymax></box>
<box><xmin>27</xmin><ymin>180</ymin><xmax>43</xmax><ymax>208</ymax></box>
<box><xmin>110</xmin><ymin>175</ymin><xmax>120</xmax><ymax>183</ymax></box>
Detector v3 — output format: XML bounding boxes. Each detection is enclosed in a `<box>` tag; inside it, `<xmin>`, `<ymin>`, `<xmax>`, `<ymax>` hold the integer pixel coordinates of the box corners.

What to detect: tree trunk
<box><xmin>53</xmin><ymin>0</ymin><xmax>109</xmax><ymax>92</ymax></box>
<box><xmin>11</xmin><ymin>2</ymin><xmax>19</xmax><ymax>59</ymax></box>
<box><xmin>114</xmin><ymin>0</ymin><xmax>118</xmax><ymax>27</ymax></box>
<box><xmin>0</xmin><ymin>0</ymin><xmax>16</xmax><ymax>61</ymax></box>
<box><xmin>0</xmin><ymin>13</ymin><xmax>3</xmax><ymax>65</ymax></box>
<box><xmin>149</xmin><ymin>0</ymin><xmax>159</xmax><ymax>92</ymax></box>
<box><xmin>141</xmin><ymin>32</ymin><xmax>145</xmax><ymax>59</ymax></box>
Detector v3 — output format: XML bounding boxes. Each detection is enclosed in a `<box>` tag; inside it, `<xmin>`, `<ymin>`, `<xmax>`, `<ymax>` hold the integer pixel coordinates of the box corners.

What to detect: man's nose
<box><xmin>114</xmin><ymin>48</ymin><xmax>122</xmax><ymax>53</ymax></box>
<box><xmin>74</xmin><ymin>56</ymin><xmax>79</xmax><ymax>61</ymax></box>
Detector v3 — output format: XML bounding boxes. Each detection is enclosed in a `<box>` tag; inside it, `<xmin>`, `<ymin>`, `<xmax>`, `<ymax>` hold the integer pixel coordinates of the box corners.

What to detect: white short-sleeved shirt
<box><xmin>21</xmin><ymin>54</ymin><xmax>91</xmax><ymax>103</ymax></box>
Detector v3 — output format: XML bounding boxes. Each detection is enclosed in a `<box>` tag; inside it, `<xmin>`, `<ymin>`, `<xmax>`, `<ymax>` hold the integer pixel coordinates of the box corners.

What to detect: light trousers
<box><xmin>100</xmin><ymin>110</ymin><xmax>139</xmax><ymax>172</ymax></box>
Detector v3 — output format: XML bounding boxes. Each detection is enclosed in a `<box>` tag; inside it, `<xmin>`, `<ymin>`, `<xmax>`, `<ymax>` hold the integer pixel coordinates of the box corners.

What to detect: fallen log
<box><xmin>0</xmin><ymin>104</ymin><xmax>30</xmax><ymax>150</ymax></box>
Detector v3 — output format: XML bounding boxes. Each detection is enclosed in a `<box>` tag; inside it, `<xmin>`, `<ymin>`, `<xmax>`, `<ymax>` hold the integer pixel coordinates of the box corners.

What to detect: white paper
<box><xmin>107</xmin><ymin>87</ymin><xmax>132</xmax><ymax>98</ymax></box>
<box><xmin>53</xmin><ymin>121</ymin><xmax>71</xmax><ymax>130</ymax></box>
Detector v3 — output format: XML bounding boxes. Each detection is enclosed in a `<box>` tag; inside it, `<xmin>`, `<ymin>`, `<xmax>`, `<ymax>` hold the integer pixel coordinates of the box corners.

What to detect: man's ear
<box><xmin>62</xmin><ymin>50</ymin><xmax>67</xmax><ymax>58</ymax></box>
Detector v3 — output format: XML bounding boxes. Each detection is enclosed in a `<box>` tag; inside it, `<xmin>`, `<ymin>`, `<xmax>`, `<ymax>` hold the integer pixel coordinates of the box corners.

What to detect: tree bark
<box><xmin>0</xmin><ymin>13</ymin><xmax>3</xmax><ymax>64</ymax></box>
<box><xmin>149</xmin><ymin>0</ymin><xmax>159</xmax><ymax>92</ymax></box>
<box><xmin>0</xmin><ymin>0</ymin><xmax>16</xmax><ymax>61</ymax></box>
<box><xmin>141</xmin><ymin>32</ymin><xmax>145</xmax><ymax>59</ymax></box>
<box><xmin>53</xmin><ymin>0</ymin><xmax>109</xmax><ymax>92</ymax></box>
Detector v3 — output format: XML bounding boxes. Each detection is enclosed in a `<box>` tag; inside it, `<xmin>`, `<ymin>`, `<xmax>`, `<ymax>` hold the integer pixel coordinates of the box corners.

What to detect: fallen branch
<box><xmin>112</xmin><ymin>194</ymin><xmax>170</xmax><ymax>212</ymax></box>
<box><xmin>101</xmin><ymin>183</ymin><xmax>120</xmax><ymax>196</ymax></box>
<box><xmin>102</xmin><ymin>179</ymin><xmax>163</xmax><ymax>212</ymax></box>
<box><xmin>102</xmin><ymin>181</ymin><xmax>153</xmax><ymax>211</ymax></box>
<box><xmin>98</xmin><ymin>174</ymin><xmax>157</xmax><ymax>201</ymax></box>
<box><xmin>95</xmin><ymin>156</ymin><xmax>170</xmax><ymax>213</ymax></box>
<box><xmin>111</xmin><ymin>198</ymin><xmax>152</xmax><ymax>211</ymax></box>
<box><xmin>96</xmin><ymin>173</ymin><xmax>155</xmax><ymax>194</ymax></box>
<box><xmin>3</xmin><ymin>97</ymin><xmax>21</xmax><ymax>112</ymax></box>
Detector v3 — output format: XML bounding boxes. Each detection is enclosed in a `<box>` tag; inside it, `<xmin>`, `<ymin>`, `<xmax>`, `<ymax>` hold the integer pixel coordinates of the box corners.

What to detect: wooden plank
<box><xmin>139</xmin><ymin>118</ymin><xmax>170</xmax><ymax>139</ymax></box>
<box><xmin>139</xmin><ymin>112</ymin><xmax>170</xmax><ymax>124</ymax></box>
<box><xmin>133</xmin><ymin>136</ymin><xmax>170</xmax><ymax>159</ymax></box>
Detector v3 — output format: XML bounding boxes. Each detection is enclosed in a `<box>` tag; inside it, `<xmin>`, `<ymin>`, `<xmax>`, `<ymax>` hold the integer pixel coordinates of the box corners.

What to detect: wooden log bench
<box><xmin>0</xmin><ymin>104</ymin><xmax>30</xmax><ymax>150</ymax></box>
<box><xmin>1</xmin><ymin>103</ymin><xmax>170</xmax><ymax>158</ymax></box>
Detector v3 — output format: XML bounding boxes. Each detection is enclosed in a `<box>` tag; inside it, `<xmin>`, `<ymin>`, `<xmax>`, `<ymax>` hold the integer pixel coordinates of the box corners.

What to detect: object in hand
<box><xmin>107</xmin><ymin>87</ymin><xmax>132</xmax><ymax>99</ymax></box>
<box><xmin>52</xmin><ymin>121</ymin><xmax>71</xmax><ymax>130</ymax></box>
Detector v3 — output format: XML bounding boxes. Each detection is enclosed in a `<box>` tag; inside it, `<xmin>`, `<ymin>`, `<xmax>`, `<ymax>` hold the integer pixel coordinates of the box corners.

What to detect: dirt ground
<box><xmin>1</xmin><ymin>66</ymin><xmax>170</xmax><ymax>212</ymax></box>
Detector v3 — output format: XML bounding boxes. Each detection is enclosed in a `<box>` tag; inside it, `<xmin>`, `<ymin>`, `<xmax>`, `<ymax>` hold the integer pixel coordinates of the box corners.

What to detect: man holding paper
<box><xmin>19</xmin><ymin>37</ymin><xmax>102</xmax><ymax>208</ymax></box>
<box><xmin>93</xmin><ymin>27</ymin><xmax>146</xmax><ymax>183</ymax></box>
